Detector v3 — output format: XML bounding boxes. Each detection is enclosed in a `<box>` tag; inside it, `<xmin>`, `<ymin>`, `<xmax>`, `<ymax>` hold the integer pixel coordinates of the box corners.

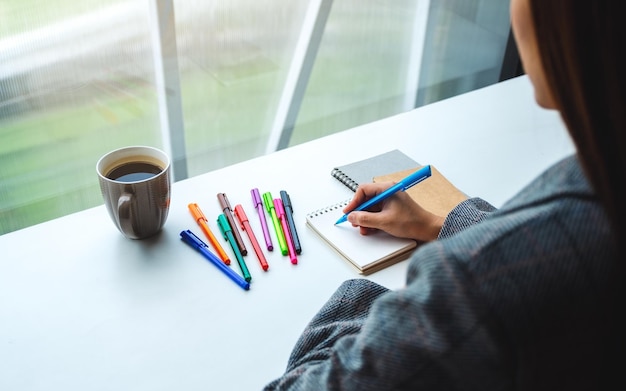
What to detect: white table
<box><xmin>0</xmin><ymin>76</ymin><xmax>575</xmax><ymax>390</ymax></box>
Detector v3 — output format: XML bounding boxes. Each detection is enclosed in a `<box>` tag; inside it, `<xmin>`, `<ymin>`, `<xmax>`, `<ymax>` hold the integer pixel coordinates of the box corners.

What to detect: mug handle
<box><xmin>117</xmin><ymin>192</ymin><xmax>136</xmax><ymax>238</ymax></box>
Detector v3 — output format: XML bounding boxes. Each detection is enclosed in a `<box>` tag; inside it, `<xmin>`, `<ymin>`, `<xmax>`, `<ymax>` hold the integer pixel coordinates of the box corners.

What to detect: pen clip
<box><xmin>262</xmin><ymin>192</ymin><xmax>274</xmax><ymax>213</ymax></box>
<box><xmin>401</xmin><ymin>165</ymin><xmax>432</xmax><ymax>190</ymax></box>
<box><xmin>217</xmin><ymin>214</ymin><xmax>231</xmax><ymax>239</ymax></box>
<box><xmin>188</xmin><ymin>203</ymin><xmax>207</xmax><ymax>222</ymax></box>
<box><xmin>251</xmin><ymin>188</ymin><xmax>263</xmax><ymax>208</ymax></box>
<box><xmin>180</xmin><ymin>229</ymin><xmax>208</xmax><ymax>249</ymax></box>
<box><xmin>234</xmin><ymin>204</ymin><xmax>248</xmax><ymax>230</ymax></box>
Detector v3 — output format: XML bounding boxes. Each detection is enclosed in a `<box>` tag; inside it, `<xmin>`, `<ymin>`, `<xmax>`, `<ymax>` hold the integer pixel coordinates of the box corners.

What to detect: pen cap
<box><xmin>280</xmin><ymin>190</ymin><xmax>292</xmax><ymax>210</ymax></box>
<box><xmin>234</xmin><ymin>204</ymin><xmax>248</xmax><ymax>228</ymax></box>
<box><xmin>217</xmin><ymin>214</ymin><xmax>231</xmax><ymax>238</ymax></box>
<box><xmin>251</xmin><ymin>188</ymin><xmax>263</xmax><ymax>207</ymax></box>
<box><xmin>180</xmin><ymin>229</ymin><xmax>207</xmax><ymax>248</ymax></box>
<box><xmin>262</xmin><ymin>192</ymin><xmax>274</xmax><ymax>212</ymax></box>
<box><xmin>273</xmin><ymin>198</ymin><xmax>285</xmax><ymax>216</ymax></box>
<box><xmin>217</xmin><ymin>193</ymin><xmax>232</xmax><ymax>211</ymax></box>
<box><xmin>188</xmin><ymin>203</ymin><xmax>207</xmax><ymax>222</ymax></box>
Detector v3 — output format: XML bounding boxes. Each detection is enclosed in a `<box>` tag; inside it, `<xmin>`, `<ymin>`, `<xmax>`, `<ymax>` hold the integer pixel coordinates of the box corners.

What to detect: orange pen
<box><xmin>234</xmin><ymin>204</ymin><xmax>269</xmax><ymax>271</ymax></box>
<box><xmin>188</xmin><ymin>203</ymin><xmax>230</xmax><ymax>265</ymax></box>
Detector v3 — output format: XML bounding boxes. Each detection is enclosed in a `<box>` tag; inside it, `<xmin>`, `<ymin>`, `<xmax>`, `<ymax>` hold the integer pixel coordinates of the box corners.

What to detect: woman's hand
<box><xmin>343</xmin><ymin>181</ymin><xmax>445</xmax><ymax>242</ymax></box>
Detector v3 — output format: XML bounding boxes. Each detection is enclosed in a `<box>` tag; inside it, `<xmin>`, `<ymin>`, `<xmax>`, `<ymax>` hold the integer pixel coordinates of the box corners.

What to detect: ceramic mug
<box><xmin>97</xmin><ymin>146</ymin><xmax>171</xmax><ymax>239</ymax></box>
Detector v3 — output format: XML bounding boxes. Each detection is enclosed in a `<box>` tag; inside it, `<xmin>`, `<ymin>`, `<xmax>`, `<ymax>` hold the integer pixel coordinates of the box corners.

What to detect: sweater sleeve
<box><xmin>262</xmin><ymin>244</ymin><xmax>511</xmax><ymax>391</ymax></box>
<box><xmin>438</xmin><ymin>197</ymin><xmax>496</xmax><ymax>239</ymax></box>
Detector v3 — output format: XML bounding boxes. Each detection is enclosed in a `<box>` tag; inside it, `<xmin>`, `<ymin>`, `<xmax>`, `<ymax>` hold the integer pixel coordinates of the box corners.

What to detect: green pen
<box><xmin>262</xmin><ymin>192</ymin><xmax>288</xmax><ymax>255</ymax></box>
<box><xmin>218</xmin><ymin>214</ymin><xmax>251</xmax><ymax>282</ymax></box>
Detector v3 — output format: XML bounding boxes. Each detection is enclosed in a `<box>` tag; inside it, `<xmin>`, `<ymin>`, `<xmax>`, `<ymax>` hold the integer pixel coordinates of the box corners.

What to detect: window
<box><xmin>1</xmin><ymin>0</ymin><xmax>160</xmax><ymax>234</ymax></box>
<box><xmin>0</xmin><ymin>0</ymin><xmax>511</xmax><ymax>235</ymax></box>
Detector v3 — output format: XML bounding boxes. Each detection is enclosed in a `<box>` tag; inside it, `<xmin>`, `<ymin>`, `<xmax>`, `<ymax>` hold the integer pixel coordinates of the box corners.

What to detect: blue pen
<box><xmin>335</xmin><ymin>165</ymin><xmax>432</xmax><ymax>225</ymax></box>
<box><xmin>180</xmin><ymin>230</ymin><xmax>250</xmax><ymax>291</ymax></box>
<box><xmin>218</xmin><ymin>214</ymin><xmax>251</xmax><ymax>282</ymax></box>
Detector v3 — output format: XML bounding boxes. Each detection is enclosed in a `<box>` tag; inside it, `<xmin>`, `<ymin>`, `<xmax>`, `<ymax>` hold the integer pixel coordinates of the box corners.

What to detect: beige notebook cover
<box><xmin>374</xmin><ymin>166</ymin><xmax>468</xmax><ymax>217</ymax></box>
<box><xmin>306</xmin><ymin>199</ymin><xmax>417</xmax><ymax>275</ymax></box>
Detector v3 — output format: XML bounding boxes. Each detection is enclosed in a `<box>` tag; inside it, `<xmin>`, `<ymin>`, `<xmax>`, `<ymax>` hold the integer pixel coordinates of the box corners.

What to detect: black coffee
<box><xmin>107</xmin><ymin>162</ymin><xmax>163</xmax><ymax>182</ymax></box>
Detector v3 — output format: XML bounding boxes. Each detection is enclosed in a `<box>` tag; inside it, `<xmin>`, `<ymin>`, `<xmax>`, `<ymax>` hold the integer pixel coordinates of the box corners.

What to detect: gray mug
<box><xmin>97</xmin><ymin>146</ymin><xmax>171</xmax><ymax>239</ymax></box>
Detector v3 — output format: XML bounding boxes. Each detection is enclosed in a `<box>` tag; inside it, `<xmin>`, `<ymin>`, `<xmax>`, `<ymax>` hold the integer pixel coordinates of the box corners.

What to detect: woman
<box><xmin>264</xmin><ymin>0</ymin><xmax>623</xmax><ymax>389</ymax></box>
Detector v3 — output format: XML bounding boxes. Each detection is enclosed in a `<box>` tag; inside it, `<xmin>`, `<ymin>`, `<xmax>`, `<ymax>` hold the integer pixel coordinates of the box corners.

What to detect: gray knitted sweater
<box><xmin>264</xmin><ymin>155</ymin><xmax>618</xmax><ymax>390</ymax></box>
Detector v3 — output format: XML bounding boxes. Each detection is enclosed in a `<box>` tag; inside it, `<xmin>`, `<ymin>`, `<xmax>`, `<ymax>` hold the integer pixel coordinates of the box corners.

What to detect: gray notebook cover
<box><xmin>330</xmin><ymin>149</ymin><xmax>420</xmax><ymax>191</ymax></box>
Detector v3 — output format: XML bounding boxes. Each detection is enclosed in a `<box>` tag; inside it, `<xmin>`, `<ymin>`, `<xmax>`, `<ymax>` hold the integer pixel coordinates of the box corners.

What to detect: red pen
<box><xmin>234</xmin><ymin>204</ymin><xmax>269</xmax><ymax>271</ymax></box>
<box><xmin>274</xmin><ymin>198</ymin><xmax>297</xmax><ymax>264</ymax></box>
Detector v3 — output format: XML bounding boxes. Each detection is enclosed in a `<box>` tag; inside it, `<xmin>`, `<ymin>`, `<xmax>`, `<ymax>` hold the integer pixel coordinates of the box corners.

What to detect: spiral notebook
<box><xmin>332</xmin><ymin>149</ymin><xmax>468</xmax><ymax>217</ymax></box>
<box><xmin>331</xmin><ymin>149</ymin><xmax>419</xmax><ymax>192</ymax></box>
<box><xmin>306</xmin><ymin>199</ymin><xmax>418</xmax><ymax>274</ymax></box>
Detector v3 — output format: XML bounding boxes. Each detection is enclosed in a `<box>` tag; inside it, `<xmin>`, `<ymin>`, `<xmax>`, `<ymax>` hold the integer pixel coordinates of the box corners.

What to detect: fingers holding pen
<box><xmin>344</xmin><ymin>182</ymin><xmax>445</xmax><ymax>242</ymax></box>
<box><xmin>343</xmin><ymin>181</ymin><xmax>401</xmax><ymax>233</ymax></box>
<box><xmin>346</xmin><ymin>190</ymin><xmax>410</xmax><ymax>235</ymax></box>
<box><xmin>343</xmin><ymin>182</ymin><xmax>395</xmax><ymax>214</ymax></box>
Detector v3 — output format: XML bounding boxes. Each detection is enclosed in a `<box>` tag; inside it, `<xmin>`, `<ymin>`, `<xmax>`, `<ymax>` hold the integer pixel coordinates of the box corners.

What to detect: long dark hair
<box><xmin>528</xmin><ymin>0</ymin><xmax>624</xmax><ymax>381</ymax></box>
<box><xmin>528</xmin><ymin>0</ymin><xmax>626</xmax><ymax>245</ymax></box>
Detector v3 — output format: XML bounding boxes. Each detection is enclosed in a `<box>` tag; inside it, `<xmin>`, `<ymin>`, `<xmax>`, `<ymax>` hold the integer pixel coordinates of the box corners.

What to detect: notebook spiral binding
<box><xmin>307</xmin><ymin>199</ymin><xmax>350</xmax><ymax>218</ymax></box>
<box><xmin>330</xmin><ymin>168</ymin><xmax>359</xmax><ymax>192</ymax></box>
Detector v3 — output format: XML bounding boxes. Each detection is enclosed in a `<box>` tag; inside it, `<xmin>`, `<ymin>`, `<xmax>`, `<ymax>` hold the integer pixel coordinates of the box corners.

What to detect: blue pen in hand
<box><xmin>218</xmin><ymin>214</ymin><xmax>251</xmax><ymax>282</ymax></box>
<box><xmin>335</xmin><ymin>165</ymin><xmax>432</xmax><ymax>225</ymax></box>
<box><xmin>180</xmin><ymin>230</ymin><xmax>250</xmax><ymax>291</ymax></box>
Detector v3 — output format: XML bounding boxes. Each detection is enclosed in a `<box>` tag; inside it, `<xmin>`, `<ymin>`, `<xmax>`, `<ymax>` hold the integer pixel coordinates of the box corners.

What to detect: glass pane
<box><xmin>288</xmin><ymin>0</ymin><xmax>510</xmax><ymax>147</ymax></box>
<box><xmin>417</xmin><ymin>0</ymin><xmax>511</xmax><ymax>105</ymax></box>
<box><xmin>290</xmin><ymin>0</ymin><xmax>421</xmax><ymax>146</ymax></box>
<box><xmin>0</xmin><ymin>0</ymin><xmax>160</xmax><ymax>235</ymax></box>
<box><xmin>173</xmin><ymin>0</ymin><xmax>309</xmax><ymax>176</ymax></box>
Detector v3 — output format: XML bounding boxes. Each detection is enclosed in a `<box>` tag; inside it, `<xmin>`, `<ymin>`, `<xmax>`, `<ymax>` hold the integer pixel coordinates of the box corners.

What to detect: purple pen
<box><xmin>251</xmin><ymin>188</ymin><xmax>274</xmax><ymax>251</ymax></box>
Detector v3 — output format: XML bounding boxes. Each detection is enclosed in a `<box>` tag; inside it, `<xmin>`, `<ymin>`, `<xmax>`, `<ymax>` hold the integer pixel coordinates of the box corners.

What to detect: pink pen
<box><xmin>251</xmin><ymin>188</ymin><xmax>273</xmax><ymax>251</ymax></box>
<box><xmin>274</xmin><ymin>198</ymin><xmax>298</xmax><ymax>264</ymax></box>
